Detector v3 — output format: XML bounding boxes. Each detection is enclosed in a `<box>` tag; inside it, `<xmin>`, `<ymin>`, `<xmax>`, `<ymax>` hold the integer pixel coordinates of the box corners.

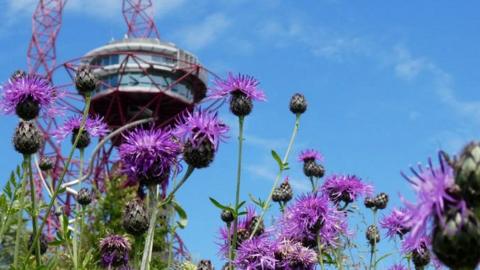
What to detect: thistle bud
<box><xmin>236</xmin><ymin>228</ymin><xmax>250</xmax><ymax>247</ymax></box>
<box><xmin>39</xmin><ymin>156</ymin><xmax>54</xmax><ymax>171</ymax></box>
<box><xmin>10</xmin><ymin>69</ymin><xmax>26</xmax><ymax>81</ymax></box>
<box><xmin>230</xmin><ymin>91</ymin><xmax>253</xmax><ymax>117</ymax></box>
<box><xmin>454</xmin><ymin>142</ymin><xmax>480</xmax><ymax>207</ymax></box>
<box><xmin>373</xmin><ymin>192</ymin><xmax>389</xmax><ymax>210</ymax></box>
<box><xmin>432</xmin><ymin>209</ymin><xmax>480</xmax><ymax>269</ymax></box>
<box><xmin>248</xmin><ymin>216</ymin><xmax>265</xmax><ymax>237</ymax></box>
<box><xmin>289</xmin><ymin>93</ymin><xmax>307</xmax><ymax>114</ymax></box>
<box><xmin>76</xmin><ymin>188</ymin><xmax>92</xmax><ymax>206</ymax></box>
<box><xmin>71</xmin><ymin>128</ymin><xmax>91</xmax><ymax>149</ymax></box>
<box><xmin>29</xmin><ymin>233</ymin><xmax>48</xmax><ymax>255</ymax></box>
<box><xmin>197</xmin><ymin>260</ymin><xmax>214</xmax><ymax>270</ymax></box>
<box><xmin>122</xmin><ymin>199</ymin><xmax>149</xmax><ymax>236</ymax></box>
<box><xmin>183</xmin><ymin>140</ymin><xmax>215</xmax><ymax>168</ymax></box>
<box><xmin>15</xmin><ymin>96</ymin><xmax>40</xmax><ymax>120</ymax></box>
<box><xmin>75</xmin><ymin>65</ymin><xmax>98</xmax><ymax>95</ymax></box>
<box><xmin>13</xmin><ymin>120</ymin><xmax>44</xmax><ymax>155</ymax></box>
<box><xmin>364</xmin><ymin>197</ymin><xmax>375</xmax><ymax>209</ymax></box>
<box><xmin>366</xmin><ymin>224</ymin><xmax>380</xmax><ymax>246</ymax></box>
<box><xmin>272</xmin><ymin>181</ymin><xmax>293</xmax><ymax>203</ymax></box>
<box><xmin>412</xmin><ymin>241</ymin><xmax>430</xmax><ymax>270</ymax></box>
<box><xmin>221</xmin><ymin>209</ymin><xmax>234</xmax><ymax>224</ymax></box>
<box><xmin>303</xmin><ymin>160</ymin><xmax>325</xmax><ymax>178</ymax></box>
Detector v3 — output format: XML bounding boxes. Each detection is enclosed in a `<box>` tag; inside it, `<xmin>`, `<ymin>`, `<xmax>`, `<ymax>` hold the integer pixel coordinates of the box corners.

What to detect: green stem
<box><xmin>140</xmin><ymin>167</ymin><xmax>194</xmax><ymax>270</ymax></box>
<box><xmin>13</xmin><ymin>159</ymin><xmax>28</xmax><ymax>268</ymax></box>
<box><xmin>231</xmin><ymin>116</ymin><xmax>245</xmax><ymax>261</ymax></box>
<box><xmin>249</xmin><ymin>114</ymin><xmax>301</xmax><ymax>238</ymax></box>
<box><xmin>309</xmin><ymin>177</ymin><xmax>316</xmax><ymax>192</ymax></box>
<box><xmin>369</xmin><ymin>210</ymin><xmax>378</xmax><ymax>270</ymax></box>
<box><xmin>317</xmin><ymin>235</ymin><xmax>325</xmax><ymax>270</ymax></box>
<box><xmin>27</xmin><ymin>155</ymin><xmax>41</xmax><ymax>265</ymax></box>
<box><xmin>29</xmin><ymin>95</ymin><xmax>92</xmax><ymax>256</ymax></box>
<box><xmin>73</xmin><ymin>148</ymin><xmax>85</xmax><ymax>269</ymax></box>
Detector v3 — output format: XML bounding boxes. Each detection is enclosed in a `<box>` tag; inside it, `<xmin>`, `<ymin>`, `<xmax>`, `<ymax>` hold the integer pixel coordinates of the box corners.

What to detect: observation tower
<box><xmin>83</xmin><ymin>37</ymin><xmax>208</xmax><ymax>129</ymax></box>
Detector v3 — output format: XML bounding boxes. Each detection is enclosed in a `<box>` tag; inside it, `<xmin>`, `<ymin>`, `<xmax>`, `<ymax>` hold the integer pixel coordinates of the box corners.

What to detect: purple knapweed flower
<box><xmin>400</xmin><ymin>154</ymin><xmax>462</xmax><ymax>251</ymax></box>
<box><xmin>174</xmin><ymin>109</ymin><xmax>229</xmax><ymax>150</ymax></box>
<box><xmin>380</xmin><ymin>208</ymin><xmax>409</xmax><ymax>239</ymax></box>
<box><xmin>280</xmin><ymin>193</ymin><xmax>329</xmax><ymax>247</ymax></box>
<box><xmin>209</xmin><ymin>73</ymin><xmax>266</xmax><ymax>101</ymax></box>
<box><xmin>321</xmin><ymin>174</ymin><xmax>373</xmax><ymax>204</ymax></box>
<box><xmin>318</xmin><ymin>204</ymin><xmax>350</xmax><ymax>248</ymax></box>
<box><xmin>388</xmin><ymin>264</ymin><xmax>408</xmax><ymax>270</ymax></box>
<box><xmin>99</xmin><ymin>234</ymin><xmax>131</xmax><ymax>268</ymax></box>
<box><xmin>1</xmin><ymin>73</ymin><xmax>60</xmax><ymax>119</ymax></box>
<box><xmin>119</xmin><ymin>127</ymin><xmax>180</xmax><ymax>186</ymax></box>
<box><xmin>218</xmin><ymin>207</ymin><xmax>260</xmax><ymax>257</ymax></box>
<box><xmin>234</xmin><ymin>236</ymin><xmax>277</xmax><ymax>270</ymax></box>
<box><xmin>298</xmin><ymin>149</ymin><xmax>324</xmax><ymax>163</ymax></box>
<box><xmin>274</xmin><ymin>238</ymin><xmax>317</xmax><ymax>270</ymax></box>
<box><xmin>54</xmin><ymin>114</ymin><xmax>109</xmax><ymax>142</ymax></box>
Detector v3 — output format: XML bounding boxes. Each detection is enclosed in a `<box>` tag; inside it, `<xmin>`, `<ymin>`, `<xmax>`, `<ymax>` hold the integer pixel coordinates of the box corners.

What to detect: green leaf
<box><xmin>237</xmin><ymin>200</ymin><xmax>246</xmax><ymax>210</ymax></box>
<box><xmin>209</xmin><ymin>197</ymin><xmax>230</xmax><ymax>211</ymax></box>
<box><xmin>172</xmin><ymin>201</ymin><xmax>188</xmax><ymax>229</ymax></box>
<box><xmin>249</xmin><ymin>194</ymin><xmax>267</xmax><ymax>209</ymax></box>
<box><xmin>374</xmin><ymin>252</ymin><xmax>393</xmax><ymax>268</ymax></box>
<box><xmin>271</xmin><ymin>150</ymin><xmax>284</xmax><ymax>170</ymax></box>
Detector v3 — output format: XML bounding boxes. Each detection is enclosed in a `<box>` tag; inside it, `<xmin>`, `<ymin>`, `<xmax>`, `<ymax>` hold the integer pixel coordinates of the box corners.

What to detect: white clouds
<box><xmin>176</xmin><ymin>13</ymin><xmax>231</xmax><ymax>50</ymax></box>
<box><xmin>247</xmin><ymin>163</ymin><xmax>310</xmax><ymax>192</ymax></box>
<box><xmin>393</xmin><ymin>46</ymin><xmax>429</xmax><ymax>81</ymax></box>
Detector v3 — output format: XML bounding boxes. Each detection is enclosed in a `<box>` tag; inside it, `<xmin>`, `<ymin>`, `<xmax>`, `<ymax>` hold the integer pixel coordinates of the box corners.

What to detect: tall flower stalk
<box><xmin>27</xmin><ymin>154</ymin><xmax>41</xmax><ymax>264</ymax></box>
<box><xmin>231</xmin><ymin>115</ymin><xmax>245</xmax><ymax>261</ymax></box>
<box><xmin>249</xmin><ymin>113</ymin><xmax>301</xmax><ymax>238</ymax></box>
<box><xmin>13</xmin><ymin>160</ymin><xmax>28</xmax><ymax>268</ymax></box>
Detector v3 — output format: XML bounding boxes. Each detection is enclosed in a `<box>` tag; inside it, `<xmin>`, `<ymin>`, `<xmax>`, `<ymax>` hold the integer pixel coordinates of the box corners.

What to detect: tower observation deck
<box><xmin>82</xmin><ymin>37</ymin><xmax>208</xmax><ymax>129</ymax></box>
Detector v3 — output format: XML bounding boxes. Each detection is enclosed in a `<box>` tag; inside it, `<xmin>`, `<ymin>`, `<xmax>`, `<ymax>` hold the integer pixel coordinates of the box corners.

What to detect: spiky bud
<box><xmin>71</xmin><ymin>128</ymin><xmax>90</xmax><ymax>149</ymax></box>
<box><xmin>122</xmin><ymin>199</ymin><xmax>149</xmax><ymax>236</ymax></box>
<box><xmin>373</xmin><ymin>192</ymin><xmax>389</xmax><ymax>210</ymax></box>
<box><xmin>75</xmin><ymin>65</ymin><xmax>97</xmax><ymax>95</ymax></box>
<box><xmin>76</xmin><ymin>188</ymin><xmax>92</xmax><ymax>206</ymax></box>
<box><xmin>432</xmin><ymin>209</ymin><xmax>480</xmax><ymax>269</ymax></box>
<box><xmin>183</xmin><ymin>140</ymin><xmax>215</xmax><ymax>168</ymax></box>
<box><xmin>289</xmin><ymin>93</ymin><xmax>307</xmax><ymax>114</ymax></box>
<box><xmin>15</xmin><ymin>96</ymin><xmax>40</xmax><ymax>120</ymax></box>
<box><xmin>29</xmin><ymin>233</ymin><xmax>48</xmax><ymax>255</ymax></box>
<box><xmin>230</xmin><ymin>91</ymin><xmax>253</xmax><ymax>117</ymax></box>
<box><xmin>453</xmin><ymin>142</ymin><xmax>480</xmax><ymax>207</ymax></box>
<box><xmin>236</xmin><ymin>228</ymin><xmax>250</xmax><ymax>247</ymax></box>
<box><xmin>197</xmin><ymin>260</ymin><xmax>214</xmax><ymax>270</ymax></box>
<box><xmin>272</xmin><ymin>181</ymin><xmax>293</xmax><ymax>203</ymax></box>
<box><xmin>10</xmin><ymin>70</ymin><xmax>26</xmax><ymax>81</ymax></box>
<box><xmin>39</xmin><ymin>156</ymin><xmax>54</xmax><ymax>171</ymax></box>
<box><xmin>303</xmin><ymin>160</ymin><xmax>325</xmax><ymax>178</ymax></box>
<box><xmin>13</xmin><ymin>120</ymin><xmax>44</xmax><ymax>155</ymax></box>
<box><xmin>364</xmin><ymin>197</ymin><xmax>375</xmax><ymax>208</ymax></box>
<box><xmin>366</xmin><ymin>225</ymin><xmax>380</xmax><ymax>245</ymax></box>
<box><xmin>221</xmin><ymin>209</ymin><xmax>234</xmax><ymax>223</ymax></box>
<box><xmin>412</xmin><ymin>241</ymin><xmax>430</xmax><ymax>269</ymax></box>
<box><xmin>139</xmin><ymin>168</ymin><xmax>170</xmax><ymax>187</ymax></box>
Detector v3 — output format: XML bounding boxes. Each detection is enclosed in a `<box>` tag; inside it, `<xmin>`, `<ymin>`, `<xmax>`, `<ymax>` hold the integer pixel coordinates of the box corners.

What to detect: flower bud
<box><xmin>76</xmin><ymin>188</ymin><xmax>92</xmax><ymax>206</ymax></box>
<box><xmin>303</xmin><ymin>160</ymin><xmax>325</xmax><ymax>178</ymax></box>
<box><xmin>230</xmin><ymin>91</ymin><xmax>253</xmax><ymax>117</ymax></box>
<box><xmin>197</xmin><ymin>260</ymin><xmax>214</xmax><ymax>270</ymax></box>
<box><xmin>412</xmin><ymin>241</ymin><xmax>430</xmax><ymax>269</ymax></box>
<box><xmin>289</xmin><ymin>93</ymin><xmax>307</xmax><ymax>114</ymax></box>
<box><xmin>122</xmin><ymin>199</ymin><xmax>149</xmax><ymax>236</ymax></box>
<box><xmin>364</xmin><ymin>197</ymin><xmax>375</xmax><ymax>209</ymax></box>
<box><xmin>221</xmin><ymin>209</ymin><xmax>234</xmax><ymax>223</ymax></box>
<box><xmin>15</xmin><ymin>96</ymin><xmax>40</xmax><ymax>120</ymax></box>
<box><xmin>183</xmin><ymin>140</ymin><xmax>215</xmax><ymax>168</ymax></box>
<box><xmin>75</xmin><ymin>65</ymin><xmax>98</xmax><ymax>95</ymax></box>
<box><xmin>71</xmin><ymin>128</ymin><xmax>91</xmax><ymax>149</ymax></box>
<box><xmin>39</xmin><ymin>156</ymin><xmax>54</xmax><ymax>171</ymax></box>
<box><xmin>454</xmin><ymin>142</ymin><xmax>480</xmax><ymax>207</ymax></box>
<box><xmin>373</xmin><ymin>192</ymin><xmax>389</xmax><ymax>210</ymax></box>
<box><xmin>13</xmin><ymin>120</ymin><xmax>44</xmax><ymax>155</ymax></box>
<box><xmin>366</xmin><ymin>224</ymin><xmax>380</xmax><ymax>246</ymax></box>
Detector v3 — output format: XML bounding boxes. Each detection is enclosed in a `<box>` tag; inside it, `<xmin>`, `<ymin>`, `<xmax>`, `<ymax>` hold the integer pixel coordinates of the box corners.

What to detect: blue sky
<box><xmin>1</xmin><ymin>0</ymin><xmax>480</xmax><ymax>268</ymax></box>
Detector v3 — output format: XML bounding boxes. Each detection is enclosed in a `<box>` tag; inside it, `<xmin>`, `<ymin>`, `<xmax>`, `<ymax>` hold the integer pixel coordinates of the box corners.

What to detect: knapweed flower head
<box><xmin>54</xmin><ymin>115</ymin><xmax>108</xmax><ymax>141</ymax></box>
<box><xmin>274</xmin><ymin>238</ymin><xmax>317</xmax><ymax>270</ymax></box>
<box><xmin>280</xmin><ymin>192</ymin><xmax>329</xmax><ymax>247</ymax></box>
<box><xmin>318</xmin><ymin>204</ymin><xmax>350</xmax><ymax>248</ymax></box>
<box><xmin>209</xmin><ymin>72</ymin><xmax>266</xmax><ymax>101</ymax></box>
<box><xmin>400</xmin><ymin>154</ymin><xmax>462</xmax><ymax>251</ymax></box>
<box><xmin>234</xmin><ymin>236</ymin><xmax>276</xmax><ymax>270</ymax></box>
<box><xmin>175</xmin><ymin>109</ymin><xmax>229</xmax><ymax>150</ymax></box>
<box><xmin>298</xmin><ymin>149</ymin><xmax>324</xmax><ymax>163</ymax></box>
<box><xmin>1</xmin><ymin>73</ymin><xmax>58</xmax><ymax>120</ymax></box>
<box><xmin>380</xmin><ymin>208</ymin><xmax>409</xmax><ymax>239</ymax></box>
<box><xmin>119</xmin><ymin>127</ymin><xmax>180</xmax><ymax>186</ymax></box>
<box><xmin>99</xmin><ymin>234</ymin><xmax>131</xmax><ymax>268</ymax></box>
<box><xmin>321</xmin><ymin>174</ymin><xmax>373</xmax><ymax>204</ymax></box>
